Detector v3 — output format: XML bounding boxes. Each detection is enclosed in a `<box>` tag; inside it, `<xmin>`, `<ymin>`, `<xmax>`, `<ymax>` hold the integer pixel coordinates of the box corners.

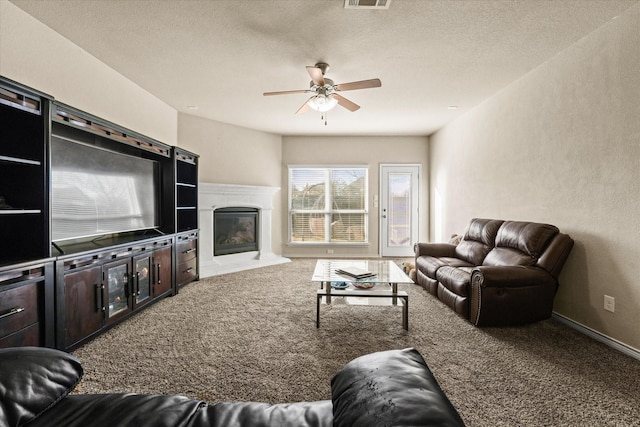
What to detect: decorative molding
<box><xmin>198</xmin><ymin>183</ymin><xmax>289</xmax><ymax>277</ymax></box>
<box><xmin>552</xmin><ymin>313</ymin><xmax>640</xmax><ymax>361</ymax></box>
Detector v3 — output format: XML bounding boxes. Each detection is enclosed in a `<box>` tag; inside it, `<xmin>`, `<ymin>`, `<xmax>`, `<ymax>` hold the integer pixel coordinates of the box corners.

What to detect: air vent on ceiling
<box><xmin>344</xmin><ymin>0</ymin><xmax>391</xmax><ymax>10</ymax></box>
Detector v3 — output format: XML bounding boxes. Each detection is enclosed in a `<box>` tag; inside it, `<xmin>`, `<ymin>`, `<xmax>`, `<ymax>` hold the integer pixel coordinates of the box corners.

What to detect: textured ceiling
<box><xmin>9</xmin><ymin>0</ymin><xmax>638</xmax><ymax>136</ymax></box>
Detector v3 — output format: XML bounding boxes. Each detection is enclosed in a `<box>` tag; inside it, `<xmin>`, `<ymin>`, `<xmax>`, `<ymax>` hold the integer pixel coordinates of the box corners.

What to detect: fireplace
<box><xmin>199</xmin><ymin>183</ymin><xmax>290</xmax><ymax>277</ymax></box>
<box><xmin>214</xmin><ymin>207</ymin><xmax>259</xmax><ymax>256</ymax></box>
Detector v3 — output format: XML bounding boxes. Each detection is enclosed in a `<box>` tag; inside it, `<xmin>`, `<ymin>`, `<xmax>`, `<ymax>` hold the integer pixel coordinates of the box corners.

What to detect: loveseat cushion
<box><xmin>0</xmin><ymin>347</ymin><xmax>83</xmax><ymax>427</ymax></box>
<box><xmin>416</xmin><ymin>256</ymin><xmax>473</xmax><ymax>280</ymax></box>
<box><xmin>331</xmin><ymin>348</ymin><xmax>465</xmax><ymax>427</ymax></box>
<box><xmin>454</xmin><ymin>218</ymin><xmax>504</xmax><ymax>265</ymax></box>
<box><xmin>483</xmin><ymin>221</ymin><xmax>558</xmax><ymax>267</ymax></box>
<box><xmin>436</xmin><ymin>266</ymin><xmax>474</xmax><ymax>296</ymax></box>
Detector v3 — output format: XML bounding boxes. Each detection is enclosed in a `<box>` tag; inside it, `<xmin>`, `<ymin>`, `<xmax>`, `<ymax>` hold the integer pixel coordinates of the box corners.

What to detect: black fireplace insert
<box><xmin>214</xmin><ymin>207</ymin><xmax>259</xmax><ymax>256</ymax></box>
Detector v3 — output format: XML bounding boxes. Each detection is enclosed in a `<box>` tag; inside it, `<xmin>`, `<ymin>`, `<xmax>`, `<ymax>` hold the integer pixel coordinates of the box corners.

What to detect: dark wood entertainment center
<box><xmin>0</xmin><ymin>76</ymin><xmax>199</xmax><ymax>351</ymax></box>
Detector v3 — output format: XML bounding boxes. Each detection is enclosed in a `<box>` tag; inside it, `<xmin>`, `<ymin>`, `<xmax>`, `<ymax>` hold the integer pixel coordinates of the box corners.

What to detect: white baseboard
<box><xmin>552</xmin><ymin>312</ymin><xmax>640</xmax><ymax>361</ymax></box>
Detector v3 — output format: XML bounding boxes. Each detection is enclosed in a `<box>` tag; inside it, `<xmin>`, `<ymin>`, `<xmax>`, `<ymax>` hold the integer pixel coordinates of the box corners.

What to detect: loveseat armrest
<box><xmin>469</xmin><ymin>266</ymin><xmax>558</xmax><ymax>326</ymax></box>
<box><xmin>414</xmin><ymin>242</ymin><xmax>457</xmax><ymax>258</ymax></box>
<box><xmin>471</xmin><ymin>266</ymin><xmax>556</xmax><ymax>289</ymax></box>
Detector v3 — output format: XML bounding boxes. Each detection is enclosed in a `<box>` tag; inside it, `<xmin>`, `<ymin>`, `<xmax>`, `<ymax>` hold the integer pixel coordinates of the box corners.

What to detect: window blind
<box><xmin>289</xmin><ymin>167</ymin><xmax>367</xmax><ymax>243</ymax></box>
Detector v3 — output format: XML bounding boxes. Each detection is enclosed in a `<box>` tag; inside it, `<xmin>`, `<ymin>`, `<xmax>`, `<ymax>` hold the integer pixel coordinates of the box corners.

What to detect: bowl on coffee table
<box><xmin>352</xmin><ymin>281</ymin><xmax>376</xmax><ymax>289</ymax></box>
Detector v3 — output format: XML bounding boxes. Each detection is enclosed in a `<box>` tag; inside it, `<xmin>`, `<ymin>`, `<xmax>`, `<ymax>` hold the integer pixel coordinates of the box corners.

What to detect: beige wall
<box><xmin>282</xmin><ymin>136</ymin><xmax>429</xmax><ymax>258</ymax></box>
<box><xmin>430</xmin><ymin>4</ymin><xmax>640</xmax><ymax>351</ymax></box>
<box><xmin>177</xmin><ymin>113</ymin><xmax>284</xmax><ymax>255</ymax></box>
<box><xmin>6</xmin><ymin>0</ymin><xmax>637</xmax><ymax>352</ymax></box>
<box><xmin>0</xmin><ymin>1</ymin><xmax>177</xmax><ymax>144</ymax></box>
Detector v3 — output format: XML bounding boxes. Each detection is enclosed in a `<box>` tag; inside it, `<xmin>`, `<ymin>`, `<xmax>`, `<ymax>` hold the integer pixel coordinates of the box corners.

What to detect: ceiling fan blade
<box><xmin>334</xmin><ymin>94</ymin><xmax>360</xmax><ymax>112</ymax></box>
<box><xmin>306</xmin><ymin>66</ymin><xmax>325</xmax><ymax>86</ymax></box>
<box><xmin>335</xmin><ymin>78</ymin><xmax>381</xmax><ymax>92</ymax></box>
<box><xmin>263</xmin><ymin>89</ymin><xmax>309</xmax><ymax>96</ymax></box>
<box><xmin>295</xmin><ymin>97</ymin><xmax>314</xmax><ymax>115</ymax></box>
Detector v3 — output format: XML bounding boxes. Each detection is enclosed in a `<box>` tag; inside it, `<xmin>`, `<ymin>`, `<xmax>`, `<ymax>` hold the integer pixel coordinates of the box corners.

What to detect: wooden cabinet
<box><xmin>0</xmin><ymin>259</ymin><xmax>54</xmax><ymax>348</ymax></box>
<box><xmin>153</xmin><ymin>245</ymin><xmax>173</xmax><ymax>297</ymax></box>
<box><xmin>174</xmin><ymin>148</ymin><xmax>199</xmax><ymax>233</ymax></box>
<box><xmin>1</xmin><ymin>77</ymin><xmax>201</xmax><ymax>350</ymax></box>
<box><xmin>175</xmin><ymin>231</ymin><xmax>198</xmax><ymax>288</ymax></box>
<box><xmin>62</xmin><ymin>266</ymin><xmax>103</xmax><ymax>348</ymax></box>
<box><xmin>56</xmin><ymin>237</ymin><xmax>174</xmax><ymax>350</ymax></box>
<box><xmin>0</xmin><ymin>78</ymin><xmax>51</xmax><ymax>262</ymax></box>
<box><xmin>173</xmin><ymin>148</ymin><xmax>199</xmax><ymax>289</ymax></box>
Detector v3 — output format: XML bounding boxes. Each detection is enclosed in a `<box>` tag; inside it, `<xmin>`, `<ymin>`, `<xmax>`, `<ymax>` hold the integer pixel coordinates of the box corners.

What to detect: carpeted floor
<box><xmin>72</xmin><ymin>258</ymin><xmax>640</xmax><ymax>426</ymax></box>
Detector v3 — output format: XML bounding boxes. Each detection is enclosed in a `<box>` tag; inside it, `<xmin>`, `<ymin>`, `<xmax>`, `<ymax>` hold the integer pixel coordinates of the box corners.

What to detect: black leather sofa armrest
<box><xmin>0</xmin><ymin>347</ymin><xmax>83</xmax><ymax>427</ymax></box>
<box><xmin>471</xmin><ymin>266</ymin><xmax>556</xmax><ymax>289</ymax></box>
<box><xmin>331</xmin><ymin>348</ymin><xmax>466</xmax><ymax>427</ymax></box>
<box><xmin>414</xmin><ymin>242</ymin><xmax>457</xmax><ymax>258</ymax></box>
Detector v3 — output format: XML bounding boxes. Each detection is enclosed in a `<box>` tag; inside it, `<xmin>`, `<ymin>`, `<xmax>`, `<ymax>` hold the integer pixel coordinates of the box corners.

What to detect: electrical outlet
<box><xmin>604</xmin><ymin>295</ymin><xmax>615</xmax><ymax>313</ymax></box>
<box><xmin>327</xmin><ymin>249</ymin><xmax>334</xmax><ymax>254</ymax></box>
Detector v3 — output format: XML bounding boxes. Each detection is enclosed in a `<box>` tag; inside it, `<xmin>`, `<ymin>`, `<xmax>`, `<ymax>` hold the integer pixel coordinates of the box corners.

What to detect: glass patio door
<box><xmin>380</xmin><ymin>164</ymin><xmax>420</xmax><ymax>257</ymax></box>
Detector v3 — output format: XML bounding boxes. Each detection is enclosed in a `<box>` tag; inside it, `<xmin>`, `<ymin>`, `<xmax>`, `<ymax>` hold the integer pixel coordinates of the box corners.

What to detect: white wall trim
<box><xmin>198</xmin><ymin>183</ymin><xmax>290</xmax><ymax>277</ymax></box>
<box><xmin>552</xmin><ymin>313</ymin><xmax>640</xmax><ymax>361</ymax></box>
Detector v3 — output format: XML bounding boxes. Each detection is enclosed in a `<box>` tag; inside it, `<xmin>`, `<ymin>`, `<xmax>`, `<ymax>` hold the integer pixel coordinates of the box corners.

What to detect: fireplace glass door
<box><xmin>214</xmin><ymin>207</ymin><xmax>259</xmax><ymax>256</ymax></box>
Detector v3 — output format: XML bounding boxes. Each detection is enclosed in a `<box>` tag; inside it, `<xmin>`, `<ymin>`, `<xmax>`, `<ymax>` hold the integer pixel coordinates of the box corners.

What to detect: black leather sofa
<box><xmin>0</xmin><ymin>346</ymin><xmax>465</xmax><ymax>427</ymax></box>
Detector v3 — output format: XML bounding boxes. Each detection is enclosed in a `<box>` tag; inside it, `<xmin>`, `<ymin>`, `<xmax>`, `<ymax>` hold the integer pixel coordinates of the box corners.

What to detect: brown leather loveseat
<box><xmin>414</xmin><ymin>218</ymin><xmax>574</xmax><ymax>326</ymax></box>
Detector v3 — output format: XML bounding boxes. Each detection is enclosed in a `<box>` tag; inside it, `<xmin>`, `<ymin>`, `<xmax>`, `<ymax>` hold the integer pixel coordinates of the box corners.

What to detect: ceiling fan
<box><xmin>263</xmin><ymin>62</ymin><xmax>381</xmax><ymax>124</ymax></box>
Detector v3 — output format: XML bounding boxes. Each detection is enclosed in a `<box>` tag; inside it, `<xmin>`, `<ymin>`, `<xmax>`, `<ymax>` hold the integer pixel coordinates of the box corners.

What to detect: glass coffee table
<box><xmin>312</xmin><ymin>259</ymin><xmax>412</xmax><ymax>330</ymax></box>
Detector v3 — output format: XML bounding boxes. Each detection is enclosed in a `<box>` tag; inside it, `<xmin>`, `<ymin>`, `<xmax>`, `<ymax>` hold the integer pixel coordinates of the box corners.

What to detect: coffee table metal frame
<box><xmin>312</xmin><ymin>259</ymin><xmax>411</xmax><ymax>330</ymax></box>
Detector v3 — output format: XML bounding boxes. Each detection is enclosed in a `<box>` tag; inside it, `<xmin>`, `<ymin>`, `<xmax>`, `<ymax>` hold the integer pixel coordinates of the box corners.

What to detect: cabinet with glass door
<box><xmin>56</xmin><ymin>236</ymin><xmax>174</xmax><ymax>350</ymax></box>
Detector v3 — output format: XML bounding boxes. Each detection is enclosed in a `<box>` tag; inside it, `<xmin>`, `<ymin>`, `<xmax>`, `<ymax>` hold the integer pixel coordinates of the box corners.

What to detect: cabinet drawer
<box><xmin>176</xmin><ymin>258</ymin><xmax>197</xmax><ymax>286</ymax></box>
<box><xmin>177</xmin><ymin>239</ymin><xmax>197</xmax><ymax>263</ymax></box>
<box><xmin>0</xmin><ymin>282</ymin><xmax>40</xmax><ymax>339</ymax></box>
<box><xmin>0</xmin><ymin>322</ymin><xmax>41</xmax><ymax>348</ymax></box>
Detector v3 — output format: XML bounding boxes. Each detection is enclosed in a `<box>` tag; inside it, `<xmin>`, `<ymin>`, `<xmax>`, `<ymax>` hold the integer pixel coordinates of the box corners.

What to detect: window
<box><xmin>289</xmin><ymin>167</ymin><xmax>368</xmax><ymax>244</ymax></box>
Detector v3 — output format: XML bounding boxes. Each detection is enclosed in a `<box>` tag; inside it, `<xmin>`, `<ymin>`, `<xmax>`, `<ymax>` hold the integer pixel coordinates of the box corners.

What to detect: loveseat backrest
<box><xmin>483</xmin><ymin>221</ymin><xmax>559</xmax><ymax>268</ymax></box>
<box><xmin>454</xmin><ymin>218</ymin><xmax>504</xmax><ymax>265</ymax></box>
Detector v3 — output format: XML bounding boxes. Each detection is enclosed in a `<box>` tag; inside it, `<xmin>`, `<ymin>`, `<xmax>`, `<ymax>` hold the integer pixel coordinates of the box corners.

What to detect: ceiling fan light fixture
<box><xmin>308</xmin><ymin>93</ymin><xmax>338</xmax><ymax>112</ymax></box>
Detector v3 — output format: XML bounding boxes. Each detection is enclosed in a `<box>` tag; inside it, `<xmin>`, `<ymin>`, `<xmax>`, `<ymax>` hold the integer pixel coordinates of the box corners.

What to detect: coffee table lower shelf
<box><xmin>316</xmin><ymin>289</ymin><xmax>409</xmax><ymax>330</ymax></box>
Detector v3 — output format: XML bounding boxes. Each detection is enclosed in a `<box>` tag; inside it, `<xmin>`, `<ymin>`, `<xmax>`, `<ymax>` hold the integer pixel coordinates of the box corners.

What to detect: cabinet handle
<box><xmin>184</xmin><ymin>248</ymin><xmax>196</xmax><ymax>254</ymax></box>
<box><xmin>95</xmin><ymin>283</ymin><xmax>101</xmax><ymax>311</ymax></box>
<box><xmin>135</xmin><ymin>272</ymin><xmax>140</xmax><ymax>296</ymax></box>
<box><xmin>156</xmin><ymin>264</ymin><xmax>161</xmax><ymax>284</ymax></box>
<box><xmin>123</xmin><ymin>273</ymin><xmax>130</xmax><ymax>298</ymax></box>
<box><xmin>0</xmin><ymin>307</ymin><xmax>25</xmax><ymax>320</ymax></box>
<box><xmin>184</xmin><ymin>268</ymin><xmax>193</xmax><ymax>273</ymax></box>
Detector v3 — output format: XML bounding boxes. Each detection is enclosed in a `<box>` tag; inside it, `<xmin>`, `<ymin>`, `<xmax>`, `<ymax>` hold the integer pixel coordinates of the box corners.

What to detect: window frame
<box><xmin>288</xmin><ymin>165</ymin><xmax>369</xmax><ymax>245</ymax></box>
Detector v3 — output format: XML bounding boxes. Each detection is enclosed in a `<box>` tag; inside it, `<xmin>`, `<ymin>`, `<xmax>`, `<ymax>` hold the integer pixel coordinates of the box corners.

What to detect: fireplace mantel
<box><xmin>199</xmin><ymin>183</ymin><xmax>290</xmax><ymax>277</ymax></box>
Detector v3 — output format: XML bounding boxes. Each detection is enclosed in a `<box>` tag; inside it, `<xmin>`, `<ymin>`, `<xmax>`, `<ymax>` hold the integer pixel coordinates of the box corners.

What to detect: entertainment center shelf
<box><xmin>0</xmin><ymin>76</ymin><xmax>199</xmax><ymax>351</ymax></box>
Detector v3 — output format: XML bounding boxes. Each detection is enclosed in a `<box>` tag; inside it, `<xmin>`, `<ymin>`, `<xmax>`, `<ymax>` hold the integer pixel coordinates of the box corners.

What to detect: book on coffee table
<box><xmin>335</xmin><ymin>267</ymin><xmax>376</xmax><ymax>279</ymax></box>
